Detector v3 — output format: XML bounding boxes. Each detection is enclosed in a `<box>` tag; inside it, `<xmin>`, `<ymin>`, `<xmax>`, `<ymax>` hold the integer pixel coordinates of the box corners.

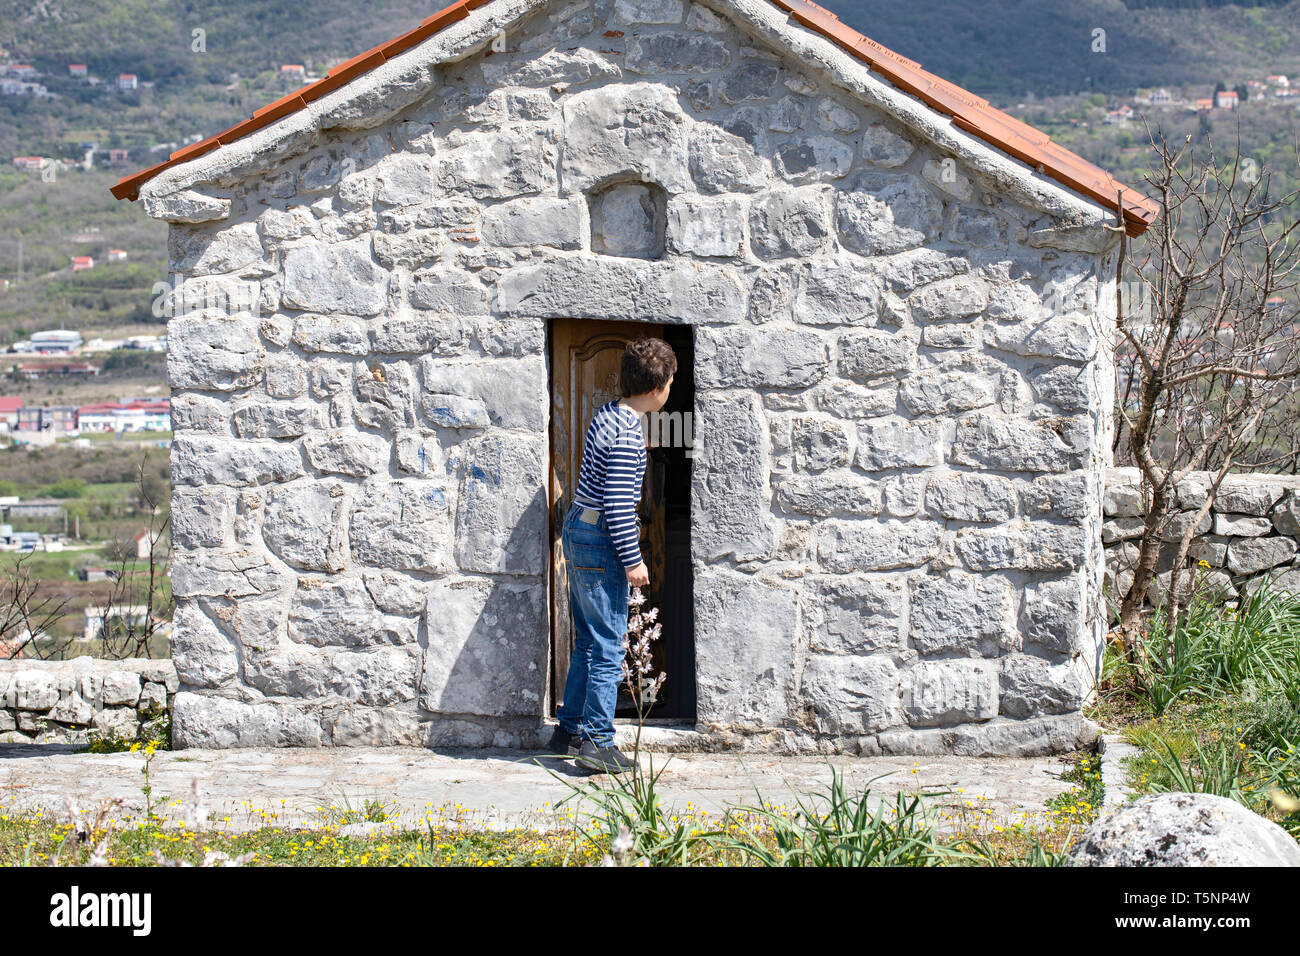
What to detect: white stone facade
<box><xmin>143</xmin><ymin>0</ymin><xmax>1127</xmax><ymax>755</ymax></box>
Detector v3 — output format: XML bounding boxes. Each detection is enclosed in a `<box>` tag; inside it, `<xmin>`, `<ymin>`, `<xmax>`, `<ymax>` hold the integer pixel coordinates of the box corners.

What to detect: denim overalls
<box><xmin>557</xmin><ymin>500</ymin><xmax>632</xmax><ymax>748</ymax></box>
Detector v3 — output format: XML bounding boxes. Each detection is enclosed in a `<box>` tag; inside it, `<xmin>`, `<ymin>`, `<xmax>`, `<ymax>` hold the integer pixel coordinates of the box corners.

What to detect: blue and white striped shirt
<box><xmin>572</xmin><ymin>400</ymin><xmax>646</xmax><ymax>569</ymax></box>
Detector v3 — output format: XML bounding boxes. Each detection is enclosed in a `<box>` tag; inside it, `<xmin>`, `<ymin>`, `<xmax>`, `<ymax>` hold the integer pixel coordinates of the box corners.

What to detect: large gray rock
<box><xmin>1069</xmin><ymin>792</ymin><xmax>1300</xmax><ymax>866</ymax></box>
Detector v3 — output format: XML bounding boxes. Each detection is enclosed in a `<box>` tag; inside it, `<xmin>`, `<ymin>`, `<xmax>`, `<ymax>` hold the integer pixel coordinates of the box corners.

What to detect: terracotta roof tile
<box><xmin>109</xmin><ymin>0</ymin><xmax>1158</xmax><ymax>234</ymax></box>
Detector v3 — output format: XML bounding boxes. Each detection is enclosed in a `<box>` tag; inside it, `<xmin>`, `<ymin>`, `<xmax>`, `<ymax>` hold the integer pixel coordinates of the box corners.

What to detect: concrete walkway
<box><xmin>0</xmin><ymin>742</ymin><xmax>1089</xmax><ymax>836</ymax></box>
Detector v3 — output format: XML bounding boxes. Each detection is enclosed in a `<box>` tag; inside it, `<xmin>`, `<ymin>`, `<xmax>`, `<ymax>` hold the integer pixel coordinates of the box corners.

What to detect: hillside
<box><xmin>0</xmin><ymin>0</ymin><xmax>1297</xmax><ymax>343</ymax></box>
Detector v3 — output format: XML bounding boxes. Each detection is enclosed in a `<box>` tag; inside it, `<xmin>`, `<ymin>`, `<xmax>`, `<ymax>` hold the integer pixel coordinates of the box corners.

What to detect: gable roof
<box><xmin>109</xmin><ymin>0</ymin><xmax>1159</xmax><ymax>236</ymax></box>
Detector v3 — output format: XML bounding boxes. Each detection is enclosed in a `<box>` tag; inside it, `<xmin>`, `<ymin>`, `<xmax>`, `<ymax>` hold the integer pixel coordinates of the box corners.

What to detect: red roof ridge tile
<box><xmin>109</xmin><ymin>0</ymin><xmax>1158</xmax><ymax>235</ymax></box>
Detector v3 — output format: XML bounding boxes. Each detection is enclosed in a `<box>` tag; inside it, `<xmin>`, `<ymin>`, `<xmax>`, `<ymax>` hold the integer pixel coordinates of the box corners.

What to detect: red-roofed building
<box><xmin>1215</xmin><ymin>90</ymin><xmax>1238</xmax><ymax>109</ymax></box>
<box><xmin>0</xmin><ymin>396</ymin><xmax>22</xmax><ymax>430</ymax></box>
<box><xmin>68</xmin><ymin>64</ymin><xmax>88</xmax><ymax>78</ymax></box>
<box><xmin>71</xmin><ymin>255</ymin><xmax>94</xmax><ymax>271</ymax></box>
<box><xmin>77</xmin><ymin>399</ymin><xmax>169</xmax><ymax>432</ymax></box>
<box><xmin>103</xmin><ymin>0</ymin><xmax>1166</xmax><ymax>756</ymax></box>
<box><xmin>117</xmin><ymin>73</ymin><xmax>137</xmax><ymax>90</ymax></box>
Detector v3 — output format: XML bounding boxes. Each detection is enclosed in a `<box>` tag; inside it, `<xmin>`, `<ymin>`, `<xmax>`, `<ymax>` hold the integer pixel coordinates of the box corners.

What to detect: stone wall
<box><xmin>1104</xmin><ymin>468</ymin><xmax>1300</xmax><ymax>608</ymax></box>
<box><xmin>0</xmin><ymin>658</ymin><xmax>177</xmax><ymax>745</ymax></box>
<box><xmin>144</xmin><ymin>0</ymin><xmax>1124</xmax><ymax>755</ymax></box>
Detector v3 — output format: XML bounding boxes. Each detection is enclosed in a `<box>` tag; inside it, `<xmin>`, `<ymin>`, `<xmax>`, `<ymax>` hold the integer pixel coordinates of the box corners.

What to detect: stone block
<box><xmin>800</xmin><ymin>654</ymin><xmax>903</xmax><ymax>733</ymax></box>
<box><xmin>1021</xmin><ymin>575</ymin><xmax>1085</xmax><ymax>654</ymax></box>
<box><xmin>908</xmin><ymin>275</ymin><xmax>989</xmax><ymax>322</ymax></box>
<box><xmin>816</xmin><ymin>519</ymin><xmax>944</xmax><ymax>572</ymax></box>
<box><xmin>854</xmin><ymin>419</ymin><xmax>942</xmax><ymax>471</ymax></box>
<box><xmin>561</xmin><ymin>83</ymin><xmax>690</xmax><ymax>193</ymax></box>
<box><xmin>497</xmin><ymin>256</ymin><xmax>746</xmax><ymax>324</ymax></box>
<box><xmin>419</xmin><ymin>355</ymin><xmax>546</xmax><ymax>430</ymax></box>
<box><xmin>803</xmin><ymin>574</ymin><xmax>905</xmax><ymax>653</ymax></box>
<box><xmin>166</xmin><ymin>314</ymin><xmax>264</xmax><ymax>390</ymax></box>
<box><xmin>904</xmin><ymin>660</ymin><xmax>998</xmax><ymax>726</ymax></box>
<box><xmin>951</xmin><ymin>413</ymin><xmax>1084</xmax><ymax>473</ymax></box>
<box><xmin>262</xmin><ymin>480</ymin><xmax>350</xmax><ymax>572</ymax></box>
<box><xmin>291</xmin><ymin>315</ymin><xmax>370</xmax><ymax>354</ymax></box>
<box><xmin>899</xmin><ymin>370</ymin><xmax>996</xmax><ymax>416</ymax></box>
<box><xmin>838</xmin><ymin>329</ymin><xmax>916</xmax><ymax>381</ymax></box>
<box><xmin>303</xmin><ymin>429</ymin><xmax>389</xmax><ymax>477</ymax></box>
<box><xmin>350</xmin><ymin>478</ymin><xmax>455</xmax><ymax>573</ymax></box>
<box><xmin>859</xmin><ymin>121</ymin><xmax>914</xmax><ymax>167</ymax></box>
<box><xmin>923</xmin><ymin>473</ymin><xmax>1017</xmax><ymax>523</ymax></box>
<box><xmin>452</xmin><ymin>432</ymin><xmax>548</xmax><ymax>575</ymax></box>
<box><xmin>692</xmin><ymin>393</ymin><xmax>778</xmax><ymax>561</ymax></box>
<box><xmin>689</xmin><ymin>125</ymin><xmax>768</xmax><ymax>193</ymax></box>
<box><xmin>288</xmin><ymin>575</ymin><xmax>419</xmax><ymax>648</ymax></box>
<box><xmin>481</xmin><ymin>196</ymin><xmax>584</xmax><ymax>249</ymax></box>
<box><xmin>794</xmin><ymin>258</ymin><xmax>882</xmax><ymax>325</ymax></box>
<box><xmin>749</xmin><ymin>187</ymin><xmax>834</xmax><ymax>260</ymax></box>
<box><xmin>1227</xmin><ymin>537</ymin><xmax>1297</xmax><ymax>576</ymax></box>
<box><xmin>909</xmin><ymin>570</ymin><xmax>1017</xmax><ymax>654</ymax></box>
<box><xmin>666</xmin><ymin>196</ymin><xmax>744</xmax><ymax>257</ymax></box>
<box><xmin>835</xmin><ymin>173</ymin><xmax>943</xmax><ymax>256</ymax></box>
<box><xmin>955</xmin><ymin>522</ymin><xmax>1088</xmax><ymax>572</ymax></box>
<box><xmin>693</xmin><ymin>566</ymin><xmax>799</xmax><ymax>725</ymax></box>
<box><xmin>695</xmin><ymin>326</ymin><xmax>829</xmax><ymax>388</ymax></box>
<box><xmin>1212</xmin><ymin>513</ymin><xmax>1272</xmax><ymax>537</ymax></box>
<box><xmin>282</xmin><ymin>240</ymin><xmax>388</xmax><ymax>315</ymax></box>
<box><xmin>420</xmin><ymin>577</ymin><xmax>546</xmax><ymax>717</ymax></box>
<box><xmin>776</xmin><ymin>475</ymin><xmax>882</xmax><ymax>519</ymax></box>
<box><xmin>170</xmin><ymin>435</ymin><xmax>305</xmax><ymax>487</ymax></box>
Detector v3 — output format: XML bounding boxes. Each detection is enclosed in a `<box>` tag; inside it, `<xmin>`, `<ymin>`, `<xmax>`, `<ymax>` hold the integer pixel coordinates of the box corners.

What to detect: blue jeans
<box><xmin>557</xmin><ymin>501</ymin><xmax>629</xmax><ymax>748</ymax></box>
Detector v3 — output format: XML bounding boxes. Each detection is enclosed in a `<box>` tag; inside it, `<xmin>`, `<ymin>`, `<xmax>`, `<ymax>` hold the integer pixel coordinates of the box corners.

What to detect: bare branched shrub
<box><xmin>0</xmin><ymin>550</ymin><xmax>71</xmax><ymax>659</ymax></box>
<box><xmin>1112</xmin><ymin>122</ymin><xmax>1300</xmax><ymax>649</ymax></box>
<box><xmin>95</xmin><ymin>454</ymin><xmax>173</xmax><ymax>659</ymax></box>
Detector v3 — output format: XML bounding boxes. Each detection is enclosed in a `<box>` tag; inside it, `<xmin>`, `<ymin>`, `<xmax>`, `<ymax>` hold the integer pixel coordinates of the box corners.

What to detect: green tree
<box><xmin>44</xmin><ymin>477</ymin><xmax>87</xmax><ymax>499</ymax></box>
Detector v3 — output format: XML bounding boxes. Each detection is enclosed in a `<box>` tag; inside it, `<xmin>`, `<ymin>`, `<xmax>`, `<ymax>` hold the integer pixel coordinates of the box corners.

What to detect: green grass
<box><xmin>1092</xmin><ymin>580</ymin><xmax>1300</xmax><ymax>840</ymax></box>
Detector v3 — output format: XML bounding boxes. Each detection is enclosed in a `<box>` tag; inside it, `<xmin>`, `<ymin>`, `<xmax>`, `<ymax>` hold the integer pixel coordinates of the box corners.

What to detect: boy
<box><xmin>547</xmin><ymin>336</ymin><xmax>677</xmax><ymax>773</ymax></box>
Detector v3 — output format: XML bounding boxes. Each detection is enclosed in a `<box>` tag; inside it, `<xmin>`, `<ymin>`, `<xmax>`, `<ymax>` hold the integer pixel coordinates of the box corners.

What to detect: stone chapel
<box><xmin>111</xmin><ymin>0</ymin><xmax>1159</xmax><ymax>755</ymax></box>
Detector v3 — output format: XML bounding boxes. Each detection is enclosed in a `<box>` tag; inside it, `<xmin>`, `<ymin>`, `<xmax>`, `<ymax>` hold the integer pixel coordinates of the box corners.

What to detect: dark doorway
<box><xmin>547</xmin><ymin>319</ymin><xmax>696</xmax><ymax>724</ymax></box>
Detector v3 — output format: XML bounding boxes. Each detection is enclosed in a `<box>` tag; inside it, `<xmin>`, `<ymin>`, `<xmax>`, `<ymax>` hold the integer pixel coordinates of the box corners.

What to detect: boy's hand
<box><xmin>625</xmin><ymin>562</ymin><xmax>649</xmax><ymax>588</ymax></box>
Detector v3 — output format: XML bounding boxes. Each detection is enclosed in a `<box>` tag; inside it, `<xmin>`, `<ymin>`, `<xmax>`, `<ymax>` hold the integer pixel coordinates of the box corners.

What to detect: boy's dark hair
<box><xmin>620</xmin><ymin>336</ymin><xmax>678</xmax><ymax>397</ymax></box>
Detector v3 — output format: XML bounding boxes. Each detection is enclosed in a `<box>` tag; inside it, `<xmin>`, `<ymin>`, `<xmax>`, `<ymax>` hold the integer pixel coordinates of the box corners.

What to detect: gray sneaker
<box><xmin>575</xmin><ymin>739</ymin><xmax>635</xmax><ymax>774</ymax></box>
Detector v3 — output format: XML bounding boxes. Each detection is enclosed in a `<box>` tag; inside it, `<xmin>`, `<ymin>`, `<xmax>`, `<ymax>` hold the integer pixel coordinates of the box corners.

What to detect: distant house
<box><xmin>1195</xmin><ymin>98</ymin><xmax>1213</xmax><ymax>111</ymax></box>
<box><xmin>15</xmin><ymin>406</ymin><xmax>77</xmax><ymax>431</ymax></box>
<box><xmin>0</xmin><ymin>396</ymin><xmax>22</xmax><ymax>430</ymax></box>
<box><xmin>7</xmin><ymin>65</ymin><xmax>38</xmax><ymax>79</ymax></box>
<box><xmin>77</xmin><ymin>399</ymin><xmax>170</xmax><ymax>432</ymax></box>
<box><xmin>1267</xmin><ymin>75</ymin><xmax>1289</xmax><ymax>87</ymax></box>
<box><xmin>1215</xmin><ymin>90</ymin><xmax>1238</xmax><ymax>110</ymax></box>
<box><xmin>6</xmin><ymin>499</ymin><xmax>66</xmax><ymax>520</ymax></box>
<box><xmin>75</xmin><ymin>402</ymin><xmax>120</xmax><ymax>432</ymax></box>
<box><xmin>133</xmin><ymin>528</ymin><xmax>163</xmax><ymax>560</ymax></box>
<box><xmin>281</xmin><ymin>64</ymin><xmax>306</xmax><ymax>79</ymax></box>
<box><xmin>72</xmin><ymin>255</ymin><xmax>94</xmax><ymax>271</ymax></box>
<box><xmin>107</xmin><ymin>148</ymin><xmax>130</xmax><ymax>164</ymax></box>
<box><xmin>14</xmin><ymin>362</ymin><xmax>98</xmax><ymax>380</ymax></box>
<box><xmin>117</xmin><ymin>73</ymin><xmax>138</xmax><ymax>90</ymax></box>
<box><xmin>11</xmin><ymin>156</ymin><xmax>45</xmax><ymax>170</ymax></box>
<box><xmin>106</xmin><ymin>248</ymin><xmax>128</xmax><ymax>261</ymax></box>
<box><xmin>77</xmin><ymin>567</ymin><xmax>114</xmax><ymax>582</ymax></box>
<box><xmin>68</xmin><ymin>64</ymin><xmax>88</xmax><ymax>78</ymax></box>
<box><xmin>1150</xmin><ymin>88</ymin><xmax>1171</xmax><ymax>103</ymax></box>
<box><xmin>31</xmin><ymin>329</ymin><xmax>83</xmax><ymax>353</ymax></box>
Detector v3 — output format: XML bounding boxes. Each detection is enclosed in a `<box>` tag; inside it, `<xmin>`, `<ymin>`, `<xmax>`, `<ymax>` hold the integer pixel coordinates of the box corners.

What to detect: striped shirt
<box><xmin>572</xmin><ymin>400</ymin><xmax>646</xmax><ymax>569</ymax></box>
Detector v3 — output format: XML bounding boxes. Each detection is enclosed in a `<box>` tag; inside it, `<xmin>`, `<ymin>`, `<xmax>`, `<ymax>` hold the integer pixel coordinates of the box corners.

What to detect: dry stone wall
<box><xmin>1104</xmin><ymin>468</ymin><xmax>1300</xmax><ymax>608</ymax></box>
<box><xmin>146</xmin><ymin>0</ymin><xmax>1123</xmax><ymax>755</ymax></box>
<box><xmin>0</xmin><ymin>657</ymin><xmax>176</xmax><ymax>745</ymax></box>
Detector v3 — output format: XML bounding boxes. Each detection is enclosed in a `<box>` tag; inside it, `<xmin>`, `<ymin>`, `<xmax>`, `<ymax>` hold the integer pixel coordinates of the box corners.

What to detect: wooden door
<box><xmin>549</xmin><ymin>318</ymin><xmax>668</xmax><ymax>717</ymax></box>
